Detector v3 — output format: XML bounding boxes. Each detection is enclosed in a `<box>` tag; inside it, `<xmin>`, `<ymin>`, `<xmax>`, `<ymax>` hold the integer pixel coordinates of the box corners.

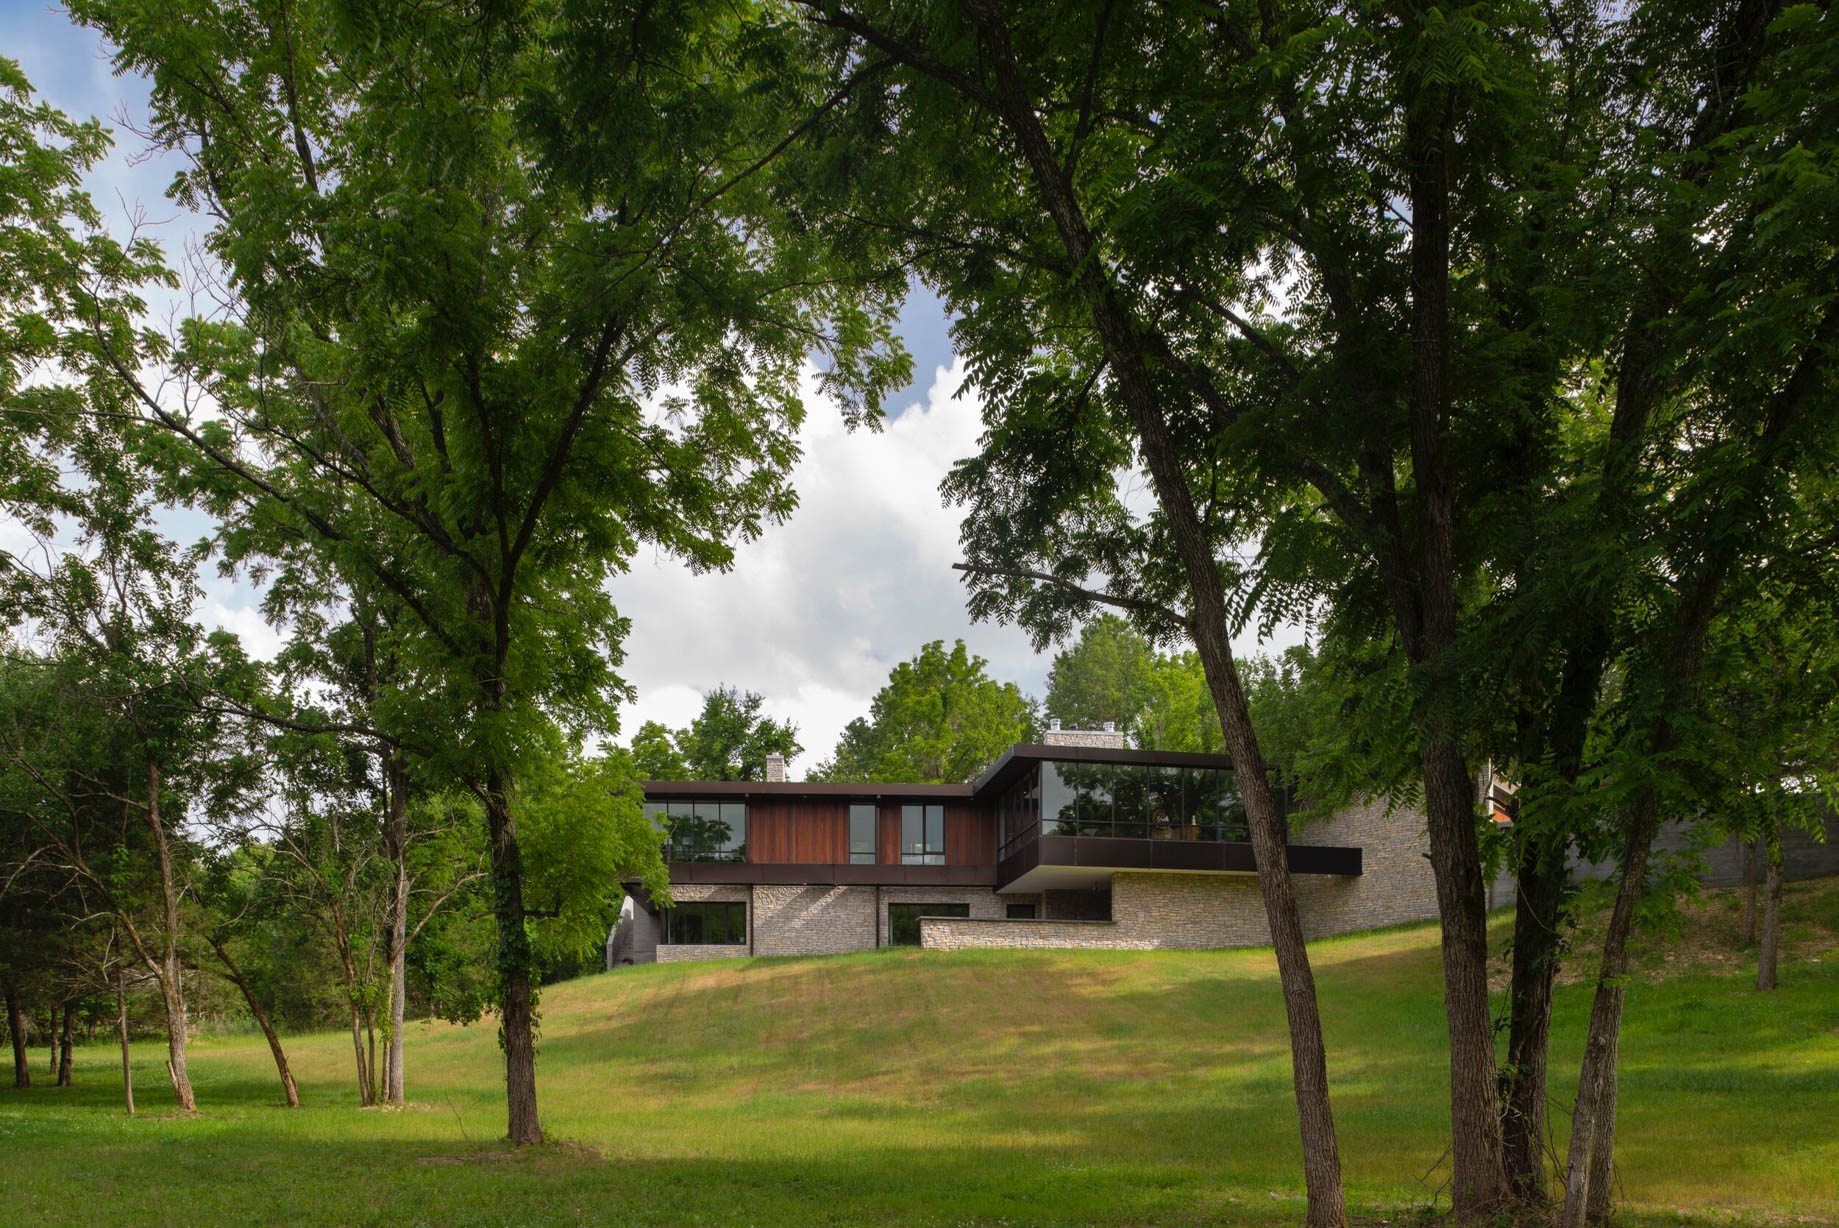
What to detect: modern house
<box><xmin>608</xmin><ymin>722</ymin><xmax>1443</xmax><ymax>963</ymax></box>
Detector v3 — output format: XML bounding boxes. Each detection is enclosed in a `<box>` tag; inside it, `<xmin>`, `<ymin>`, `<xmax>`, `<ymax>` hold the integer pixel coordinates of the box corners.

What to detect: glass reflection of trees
<box><xmin>1032</xmin><ymin>761</ymin><xmax>1253</xmax><ymax>843</ymax></box>
<box><xmin>643</xmin><ymin>800</ymin><xmax>748</xmax><ymax>862</ymax></box>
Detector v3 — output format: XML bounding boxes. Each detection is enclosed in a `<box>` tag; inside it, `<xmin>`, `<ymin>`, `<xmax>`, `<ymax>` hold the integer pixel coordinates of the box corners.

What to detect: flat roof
<box><xmin>641</xmin><ymin>780</ymin><xmax>973</xmax><ymax>799</ymax></box>
<box><xmin>643</xmin><ymin>743</ymin><xmax>1235</xmax><ymax>802</ymax></box>
<box><xmin>969</xmin><ymin>743</ymin><xmax>1235</xmax><ymax>797</ymax></box>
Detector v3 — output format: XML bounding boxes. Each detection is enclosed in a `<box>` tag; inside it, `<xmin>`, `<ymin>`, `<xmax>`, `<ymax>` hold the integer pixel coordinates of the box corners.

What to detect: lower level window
<box><xmin>887</xmin><ymin>902</ymin><xmax>969</xmax><ymax>946</ymax></box>
<box><xmin>1006</xmin><ymin>903</ymin><xmax>1037</xmax><ymax>920</ymax></box>
<box><xmin>665</xmin><ymin>901</ymin><xmax>746</xmax><ymax>945</ymax></box>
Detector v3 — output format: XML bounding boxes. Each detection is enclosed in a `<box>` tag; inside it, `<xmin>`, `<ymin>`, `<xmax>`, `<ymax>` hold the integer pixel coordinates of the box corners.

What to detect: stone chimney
<box><xmin>1043</xmin><ymin>718</ymin><xmax>1125</xmax><ymax>750</ymax></box>
<box><xmin>764</xmin><ymin>752</ymin><xmax>786</xmax><ymax>783</ymax></box>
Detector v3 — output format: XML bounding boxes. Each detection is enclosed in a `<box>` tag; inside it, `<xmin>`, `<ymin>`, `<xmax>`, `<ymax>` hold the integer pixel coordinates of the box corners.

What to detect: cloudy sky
<box><xmin>5</xmin><ymin>2</ymin><xmax>1296</xmax><ymax>776</ymax></box>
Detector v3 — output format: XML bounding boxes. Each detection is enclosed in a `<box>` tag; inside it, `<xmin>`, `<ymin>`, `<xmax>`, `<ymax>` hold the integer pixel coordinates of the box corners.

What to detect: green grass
<box><xmin>4</xmin><ymin>884</ymin><xmax>1836</xmax><ymax>1226</ymax></box>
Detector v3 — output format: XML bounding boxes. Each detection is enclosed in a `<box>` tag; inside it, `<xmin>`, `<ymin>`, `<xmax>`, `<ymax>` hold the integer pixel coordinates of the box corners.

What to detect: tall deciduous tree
<box><xmin>629</xmin><ymin>687</ymin><xmax>802</xmax><ymax>782</ymax></box>
<box><xmin>815</xmin><ymin>640</ymin><xmax>1036</xmax><ymax>784</ymax></box>
<box><xmin>71</xmin><ymin>0</ymin><xmax>901</xmax><ymax>1142</ymax></box>
<box><xmin>1043</xmin><ymin>615</ymin><xmax>1156</xmax><ymax>730</ymax></box>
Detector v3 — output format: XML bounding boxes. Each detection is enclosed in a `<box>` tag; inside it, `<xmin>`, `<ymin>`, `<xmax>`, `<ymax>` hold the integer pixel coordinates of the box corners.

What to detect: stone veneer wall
<box><xmin>922</xmin><ymin>798</ymin><xmax>1440</xmax><ymax>951</ymax></box>
<box><xmin>752</xmin><ymin>885</ymin><xmax>877</xmax><ymax>957</ymax></box>
<box><xmin>652</xmin><ymin>882</ymin><xmax>1040</xmax><ymax>960</ymax></box>
<box><xmin>1288</xmin><ymin>797</ymin><xmax>1440</xmax><ymax>939</ymax></box>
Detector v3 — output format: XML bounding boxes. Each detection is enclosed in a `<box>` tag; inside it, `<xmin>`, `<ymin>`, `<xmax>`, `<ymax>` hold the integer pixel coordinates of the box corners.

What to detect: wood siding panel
<box><xmin>749</xmin><ymin>800</ymin><xmax>845</xmax><ymax>864</ymax></box>
<box><xmin>946</xmin><ymin>801</ymin><xmax>996</xmax><ymax>866</ymax></box>
<box><xmin>878</xmin><ymin>804</ymin><xmax>901</xmax><ymax>866</ymax></box>
<box><xmin>738</xmin><ymin>798</ymin><xmax>995</xmax><ymax>869</ymax></box>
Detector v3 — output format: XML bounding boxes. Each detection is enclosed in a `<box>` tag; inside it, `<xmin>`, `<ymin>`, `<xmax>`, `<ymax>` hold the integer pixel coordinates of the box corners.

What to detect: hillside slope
<box><xmin>3</xmin><ymin>882</ymin><xmax>1835</xmax><ymax>1225</ymax></box>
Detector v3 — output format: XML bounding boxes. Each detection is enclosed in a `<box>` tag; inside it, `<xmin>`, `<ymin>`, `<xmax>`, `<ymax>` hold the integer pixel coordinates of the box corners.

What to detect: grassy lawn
<box><xmin>2</xmin><ymin>882</ymin><xmax>1835</xmax><ymax>1226</ymax></box>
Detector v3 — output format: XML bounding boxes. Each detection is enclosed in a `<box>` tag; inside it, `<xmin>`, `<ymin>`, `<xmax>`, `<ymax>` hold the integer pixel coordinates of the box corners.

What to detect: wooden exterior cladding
<box><xmin>748</xmin><ymin>799</ymin><xmax>847</xmax><ymax>865</ymax></box>
<box><xmin>744</xmin><ymin>798</ymin><xmax>995</xmax><ymax>869</ymax></box>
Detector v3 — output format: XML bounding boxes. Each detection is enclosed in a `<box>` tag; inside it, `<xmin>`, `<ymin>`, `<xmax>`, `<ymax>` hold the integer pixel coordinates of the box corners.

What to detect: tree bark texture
<box><xmin>209</xmin><ymin>936</ymin><xmax>300</xmax><ymax>1107</ymax></box>
<box><xmin>143</xmin><ymin>761</ymin><xmax>196</xmax><ymax>1111</ymax></box>
<box><xmin>1757</xmin><ymin>834</ymin><xmax>1784</xmax><ymax>991</ymax></box>
<box><xmin>948</xmin><ymin>8</ymin><xmax>1345</xmax><ymax>1220</ymax></box>
<box><xmin>1502</xmin><ymin>843</ymin><xmax>1569</xmax><ymax>1202</ymax></box>
<box><xmin>1403</xmin><ymin>82</ymin><xmax>1512</xmax><ymax>1215</ymax></box>
<box><xmin>484</xmin><ymin>772</ymin><xmax>543</xmax><ymax>1145</ymax></box>
<box><xmin>118</xmin><ymin>971</ymin><xmax>134</xmax><ymax>1116</ymax></box>
<box><xmin>57</xmin><ymin>1001</ymin><xmax>73</xmax><ymax>1086</ymax></box>
<box><xmin>1558</xmin><ymin>792</ymin><xmax>1662</xmax><ymax>1228</ymax></box>
<box><xmin>47</xmin><ymin>1001</ymin><xmax>59</xmax><ymax>1072</ymax></box>
<box><xmin>6</xmin><ymin>978</ymin><xmax>27</xmax><ymax>1089</ymax></box>
<box><xmin>1585</xmin><ymin>1058</ymin><xmax>1616</xmax><ymax>1222</ymax></box>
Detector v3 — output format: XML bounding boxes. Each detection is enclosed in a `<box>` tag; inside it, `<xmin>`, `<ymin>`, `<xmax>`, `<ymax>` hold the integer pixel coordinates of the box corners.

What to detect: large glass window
<box><xmin>1146</xmin><ymin>764</ymin><xmax>1184</xmax><ymax>839</ymax></box>
<box><xmin>887</xmin><ymin>902</ymin><xmax>970</xmax><ymax>946</ymax></box>
<box><xmin>664</xmin><ymin>901</ymin><xmax>747</xmax><ymax>945</ymax></box>
<box><xmin>849</xmin><ymin>804</ymin><xmax>878</xmax><ymax>864</ymax></box>
<box><xmin>1112</xmin><ymin>763</ymin><xmax>1152</xmax><ymax>838</ymax></box>
<box><xmin>1026</xmin><ymin>760</ymin><xmax>1262</xmax><ymax>845</ymax></box>
<box><xmin>661</xmin><ymin>800</ymin><xmax>747</xmax><ymax>862</ymax></box>
<box><xmin>999</xmin><ymin>768</ymin><xmax>1042</xmax><ymax>857</ymax></box>
<box><xmin>1041</xmin><ymin>762</ymin><xmax>1077</xmax><ymax>836</ymax></box>
<box><xmin>901</xmin><ymin>804</ymin><xmax>945</xmax><ymax>864</ymax></box>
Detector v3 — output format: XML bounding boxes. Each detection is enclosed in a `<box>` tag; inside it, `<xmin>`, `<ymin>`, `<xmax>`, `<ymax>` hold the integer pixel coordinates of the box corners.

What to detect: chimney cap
<box><xmin>1049</xmin><ymin>717</ymin><xmax>1061</xmax><ymax>731</ymax></box>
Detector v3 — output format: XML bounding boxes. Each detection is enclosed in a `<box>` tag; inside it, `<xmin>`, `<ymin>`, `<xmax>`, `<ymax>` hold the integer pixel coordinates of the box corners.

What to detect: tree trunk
<box><xmin>483</xmin><ymin>771</ymin><xmax>543</xmax><ymax>1145</ymax></box>
<box><xmin>5</xmin><ymin>977</ymin><xmax>27</xmax><ymax>1089</ymax></box>
<box><xmin>143</xmin><ymin>760</ymin><xmax>196</xmax><ymax>1111</ymax></box>
<box><xmin>57</xmin><ymin>1000</ymin><xmax>74</xmax><ymax>1086</ymax></box>
<box><xmin>118</xmin><ymin>971</ymin><xmax>134</xmax><ymax>1116</ymax></box>
<box><xmin>1741</xmin><ymin>839</ymin><xmax>1759</xmax><ymax>942</ymax></box>
<box><xmin>1585</xmin><ymin>1059</ymin><xmax>1616</xmax><ymax>1222</ymax></box>
<box><xmin>1756</xmin><ymin>831</ymin><xmax>1784</xmax><ymax>991</ymax></box>
<box><xmin>207</xmin><ymin>936</ymin><xmax>299</xmax><ymax>1107</ymax></box>
<box><xmin>1402</xmin><ymin>80</ymin><xmax>1513</xmax><ymax>1215</ymax></box>
<box><xmin>942</xmin><ymin>11</ymin><xmax>1344</xmax><ymax>1219</ymax></box>
<box><xmin>349</xmin><ymin>1006</ymin><xmax>373</xmax><ymax>1106</ymax></box>
<box><xmin>1419</xmin><ymin>733</ymin><xmax>1511</xmax><ymax>1215</ymax></box>
<box><xmin>1559</xmin><ymin>794</ymin><xmax>1662</xmax><ymax>1228</ymax></box>
<box><xmin>47</xmin><ymin>1001</ymin><xmax>60</xmax><ymax>1072</ymax></box>
<box><xmin>383</xmin><ymin>755</ymin><xmax>410</xmax><ymax>1104</ymax></box>
<box><xmin>1502</xmin><ymin>842</ymin><xmax>1569</xmax><ymax>1203</ymax></box>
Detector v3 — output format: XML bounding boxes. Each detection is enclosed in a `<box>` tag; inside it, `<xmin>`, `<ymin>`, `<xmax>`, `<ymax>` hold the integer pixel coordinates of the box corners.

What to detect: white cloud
<box><xmin>608</xmin><ymin>360</ymin><xmax>1052</xmax><ymax>776</ymax></box>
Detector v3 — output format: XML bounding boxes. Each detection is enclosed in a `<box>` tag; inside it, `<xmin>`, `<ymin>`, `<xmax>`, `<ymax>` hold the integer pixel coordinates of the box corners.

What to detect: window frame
<box><xmin>660</xmin><ymin>799</ymin><xmax>748</xmax><ymax>862</ymax></box>
<box><xmin>900</xmin><ymin>803</ymin><xmax>946</xmax><ymax>865</ymax></box>
<box><xmin>663</xmin><ymin>901</ymin><xmax>748</xmax><ymax>946</ymax></box>
<box><xmin>848</xmin><ymin>803</ymin><xmax>878</xmax><ymax>865</ymax></box>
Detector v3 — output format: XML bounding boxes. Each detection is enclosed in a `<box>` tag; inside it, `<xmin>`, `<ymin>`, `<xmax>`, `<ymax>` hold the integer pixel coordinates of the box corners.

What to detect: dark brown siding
<box><xmin>945</xmin><ymin>801</ymin><xmax>995</xmax><ymax>866</ymax></box>
<box><xmin>877</xmin><ymin>804</ymin><xmax>901</xmax><ymax>866</ymax></box>
<box><xmin>748</xmin><ymin>799</ymin><xmax>846</xmax><ymax>864</ymax></box>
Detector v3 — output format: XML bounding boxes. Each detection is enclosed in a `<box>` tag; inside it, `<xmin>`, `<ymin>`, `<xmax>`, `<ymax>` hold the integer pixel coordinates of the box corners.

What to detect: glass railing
<box><xmin>1002</xmin><ymin>817</ymin><xmax>1256</xmax><ymax>860</ymax></box>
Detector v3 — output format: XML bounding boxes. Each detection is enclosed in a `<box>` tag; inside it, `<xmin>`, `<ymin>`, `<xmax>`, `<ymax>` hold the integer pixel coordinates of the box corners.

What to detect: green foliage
<box><xmin>627</xmin><ymin>687</ymin><xmax>801</xmax><ymax>783</ymax></box>
<box><xmin>1043</xmin><ymin>615</ymin><xmax>1157</xmax><ymax>731</ymax></box>
<box><xmin>814</xmin><ymin>640</ymin><xmax>1036</xmax><ymax>784</ymax></box>
<box><xmin>0</xmin><ymin>57</ymin><xmax>170</xmax><ymax>538</ymax></box>
<box><xmin>518</xmin><ymin>749</ymin><xmax>666</xmax><ymax>964</ymax></box>
<box><xmin>58</xmin><ymin>0</ymin><xmax>905</xmax><ymax>1122</ymax></box>
<box><xmin>627</xmin><ymin>721</ymin><xmax>690</xmax><ymax>783</ymax></box>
